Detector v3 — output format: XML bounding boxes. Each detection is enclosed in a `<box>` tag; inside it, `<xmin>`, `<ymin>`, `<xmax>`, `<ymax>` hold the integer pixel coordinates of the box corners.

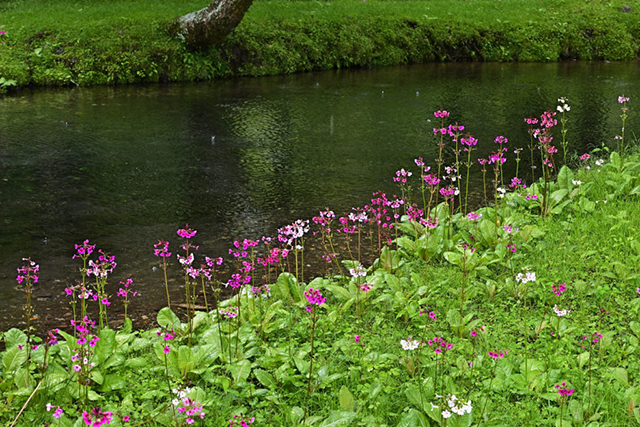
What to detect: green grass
<box><xmin>1</xmin><ymin>0</ymin><xmax>640</xmax><ymax>89</ymax></box>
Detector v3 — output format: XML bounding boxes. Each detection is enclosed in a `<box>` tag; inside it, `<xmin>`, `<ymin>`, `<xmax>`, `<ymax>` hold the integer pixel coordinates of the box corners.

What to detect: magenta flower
<box><xmin>177</xmin><ymin>224</ymin><xmax>197</xmax><ymax>239</ymax></box>
<box><xmin>53</xmin><ymin>407</ymin><xmax>64</xmax><ymax>419</ymax></box>
<box><xmin>122</xmin><ymin>415</ymin><xmax>130</xmax><ymax>422</ymax></box>
<box><xmin>164</xmin><ymin>345</ymin><xmax>171</xmax><ymax>354</ymax></box>
<box><xmin>82</xmin><ymin>407</ymin><xmax>113</xmax><ymax>426</ymax></box>
<box><xmin>470</xmin><ymin>331</ymin><xmax>477</xmax><ymax>337</ymax></box>
<box><xmin>154</xmin><ymin>240</ymin><xmax>171</xmax><ymax>257</ymax></box>
<box><xmin>73</xmin><ymin>240</ymin><xmax>96</xmax><ymax>259</ymax></box>
<box><xmin>16</xmin><ymin>258</ymin><xmax>39</xmax><ymax>285</ymax></box>
<box><xmin>354</xmin><ymin>335</ymin><xmax>360</xmax><ymax>343</ymax></box>
<box><xmin>555</xmin><ymin>382</ymin><xmax>574</xmax><ymax>396</ymax></box>
<box><xmin>304</xmin><ymin>288</ymin><xmax>326</xmax><ymax>306</ymax></box>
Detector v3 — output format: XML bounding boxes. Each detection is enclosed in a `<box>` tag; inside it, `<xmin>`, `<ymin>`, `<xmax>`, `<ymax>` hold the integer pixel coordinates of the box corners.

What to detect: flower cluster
<box><xmin>393</xmin><ymin>168</ymin><xmax>412</xmax><ymax>184</ymax></box>
<box><xmin>82</xmin><ymin>407</ymin><xmax>113</xmax><ymax>426</ymax></box>
<box><xmin>153</xmin><ymin>240</ymin><xmax>171</xmax><ymax>257</ymax></box>
<box><xmin>157</xmin><ymin>328</ymin><xmax>175</xmax><ymax>353</ymax></box>
<box><xmin>229</xmin><ymin>414</ymin><xmax>255</xmax><ymax>426</ymax></box>
<box><xmin>551</xmin><ymin>282</ymin><xmax>567</xmax><ymax>296</ymax></box>
<box><xmin>16</xmin><ymin>257</ymin><xmax>39</xmax><ymax>285</ymax></box>
<box><xmin>431</xmin><ymin>394</ymin><xmax>472</xmax><ymax>419</ymax></box>
<box><xmin>172</xmin><ymin>388</ymin><xmax>205</xmax><ymax>424</ymax></box>
<box><xmin>467</xmin><ymin>211</ymin><xmax>482</xmax><ymax>221</ymax></box>
<box><xmin>427</xmin><ymin>336</ymin><xmax>453</xmax><ymax>354</ymax></box>
<box><xmin>488</xmin><ymin>349</ymin><xmax>509</xmax><ymax>359</ymax></box>
<box><xmin>46</xmin><ymin>403</ymin><xmax>64</xmax><ymax>419</ymax></box>
<box><xmin>74</xmin><ymin>240</ymin><xmax>96</xmax><ymax>259</ymax></box>
<box><xmin>515</xmin><ymin>270</ymin><xmax>536</xmax><ymax>284</ymax></box>
<box><xmin>87</xmin><ymin>251</ymin><xmax>117</xmax><ymax>278</ymax></box>
<box><xmin>555</xmin><ymin>382</ymin><xmax>574</xmax><ymax>396</ymax></box>
<box><xmin>557</xmin><ymin>97</ymin><xmax>570</xmax><ymax>113</ymax></box>
<box><xmin>304</xmin><ymin>288</ymin><xmax>326</xmax><ymax>308</ymax></box>
<box><xmin>400</xmin><ymin>337</ymin><xmax>421</xmax><ymax>351</ymax></box>
<box><xmin>177</xmin><ymin>224</ymin><xmax>197</xmax><ymax>239</ymax></box>
<box><xmin>117</xmin><ymin>278</ymin><xmax>138</xmax><ymax>298</ymax></box>
<box><xmin>553</xmin><ymin>305</ymin><xmax>571</xmax><ymax>317</ymax></box>
<box><xmin>219</xmin><ymin>307</ymin><xmax>238</xmax><ymax>319</ymax></box>
<box><xmin>349</xmin><ymin>263</ymin><xmax>367</xmax><ymax>278</ymax></box>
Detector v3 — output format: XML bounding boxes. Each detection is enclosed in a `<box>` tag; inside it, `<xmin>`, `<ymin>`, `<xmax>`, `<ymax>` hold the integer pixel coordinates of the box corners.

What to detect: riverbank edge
<box><xmin>1</xmin><ymin>1</ymin><xmax>640</xmax><ymax>90</ymax></box>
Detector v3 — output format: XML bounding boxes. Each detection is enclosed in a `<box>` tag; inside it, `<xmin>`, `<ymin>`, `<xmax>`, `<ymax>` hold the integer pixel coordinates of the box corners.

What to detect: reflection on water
<box><xmin>0</xmin><ymin>62</ymin><xmax>636</xmax><ymax>330</ymax></box>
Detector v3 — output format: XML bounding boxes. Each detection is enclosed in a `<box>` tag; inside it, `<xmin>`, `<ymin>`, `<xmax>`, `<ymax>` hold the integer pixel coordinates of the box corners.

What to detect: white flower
<box><xmin>430</xmin><ymin>402</ymin><xmax>440</xmax><ymax>411</ymax></box>
<box><xmin>349</xmin><ymin>264</ymin><xmax>367</xmax><ymax>278</ymax></box>
<box><xmin>553</xmin><ymin>305</ymin><xmax>571</xmax><ymax>317</ymax></box>
<box><xmin>172</xmin><ymin>398</ymin><xmax>180</xmax><ymax>406</ymax></box>
<box><xmin>595</xmin><ymin>159</ymin><xmax>605</xmax><ymax>166</ymax></box>
<box><xmin>400</xmin><ymin>338</ymin><xmax>421</xmax><ymax>351</ymax></box>
<box><xmin>46</xmin><ymin>403</ymin><xmax>54</xmax><ymax>411</ymax></box>
<box><xmin>515</xmin><ymin>270</ymin><xmax>536</xmax><ymax>284</ymax></box>
<box><xmin>572</xmin><ymin>180</ymin><xmax>582</xmax><ymax>186</ymax></box>
<box><xmin>442</xmin><ymin>410</ymin><xmax>452</xmax><ymax>419</ymax></box>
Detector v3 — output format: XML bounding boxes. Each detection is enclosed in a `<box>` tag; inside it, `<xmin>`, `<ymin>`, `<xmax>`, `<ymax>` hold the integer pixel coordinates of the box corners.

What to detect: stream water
<box><xmin>1</xmin><ymin>61</ymin><xmax>637</xmax><ymax>332</ymax></box>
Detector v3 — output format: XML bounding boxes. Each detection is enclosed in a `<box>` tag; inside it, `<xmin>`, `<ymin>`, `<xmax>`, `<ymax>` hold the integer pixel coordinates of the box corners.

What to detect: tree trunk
<box><xmin>174</xmin><ymin>0</ymin><xmax>254</xmax><ymax>49</ymax></box>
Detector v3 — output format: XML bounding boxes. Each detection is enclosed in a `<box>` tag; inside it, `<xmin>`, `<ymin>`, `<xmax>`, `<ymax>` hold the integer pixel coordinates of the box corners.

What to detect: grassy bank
<box><xmin>1</xmin><ymin>0</ymin><xmax>640</xmax><ymax>90</ymax></box>
<box><xmin>3</xmin><ymin>99</ymin><xmax>640</xmax><ymax>425</ymax></box>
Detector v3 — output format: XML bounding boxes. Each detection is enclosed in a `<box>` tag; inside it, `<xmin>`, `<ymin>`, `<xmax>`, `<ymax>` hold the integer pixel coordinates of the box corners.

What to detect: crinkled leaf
<box><xmin>339</xmin><ymin>385</ymin><xmax>355</xmax><ymax>411</ymax></box>
<box><xmin>254</xmin><ymin>369</ymin><xmax>277</xmax><ymax>389</ymax></box>
<box><xmin>157</xmin><ymin>307</ymin><xmax>181</xmax><ymax>330</ymax></box>
<box><xmin>2</xmin><ymin>346</ymin><xmax>28</xmax><ymax>374</ymax></box>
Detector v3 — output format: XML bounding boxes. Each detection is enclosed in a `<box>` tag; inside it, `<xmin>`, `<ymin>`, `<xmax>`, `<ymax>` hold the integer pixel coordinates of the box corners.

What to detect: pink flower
<box><xmin>177</xmin><ymin>224</ymin><xmax>197</xmax><ymax>239</ymax></box>
<box><xmin>354</xmin><ymin>335</ymin><xmax>360</xmax><ymax>343</ymax></box>
<box><xmin>123</xmin><ymin>415</ymin><xmax>130</xmax><ymax>422</ymax></box>
<box><xmin>73</xmin><ymin>365</ymin><xmax>81</xmax><ymax>371</ymax></box>
<box><xmin>580</xmin><ymin>153</ymin><xmax>590</xmax><ymax>160</ymax></box>
<box><xmin>470</xmin><ymin>331</ymin><xmax>477</xmax><ymax>337</ymax></box>
<box><xmin>164</xmin><ymin>345</ymin><xmax>171</xmax><ymax>354</ymax></box>
<box><xmin>53</xmin><ymin>407</ymin><xmax>64</xmax><ymax>418</ymax></box>
<box><xmin>619</xmin><ymin>96</ymin><xmax>630</xmax><ymax>104</ymax></box>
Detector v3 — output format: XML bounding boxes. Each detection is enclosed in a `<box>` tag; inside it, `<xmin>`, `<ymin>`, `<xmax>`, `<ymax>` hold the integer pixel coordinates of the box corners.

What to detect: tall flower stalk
<box><xmin>303</xmin><ymin>288</ymin><xmax>326</xmax><ymax>422</ymax></box>
<box><xmin>460</xmin><ymin>133</ymin><xmax>477</xmax><ymax>215</ymax></box>
<box><xmin>618</xmin><ymin>95</ymin><xmax>630</xmax><ymax>164</ymax></box>
<box><xmin>557</xmin><ymin>97</ymin><xmax>570</xmax><ymax>166</ymax></box>
<box><xmin>16</xmin><ymin>258</ymin><xmax>39</xmax><ymax>358</ymax></box>
<box><xmin>154</xmin><ymin>240</ymin><xmax>172</xmax><ymax>309</ymax></box>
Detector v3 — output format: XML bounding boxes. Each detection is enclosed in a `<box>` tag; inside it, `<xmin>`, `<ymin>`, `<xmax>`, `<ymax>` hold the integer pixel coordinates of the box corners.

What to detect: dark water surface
<box><xmin>0</xmin><ymin>61</ymin><xmax>637</xmax><ymax>331</ymax></box>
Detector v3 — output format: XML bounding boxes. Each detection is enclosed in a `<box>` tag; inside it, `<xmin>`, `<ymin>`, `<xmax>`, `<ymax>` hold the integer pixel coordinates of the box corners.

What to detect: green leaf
<box><xmin>4</xmin><ymin>329</ymin><xmax>27</xmax><ymax>350</ymax></box>
<box><xmin>99</xmin><ymin>374</ymin><xmax>126</xmax><ymax>392</ymax></box>
<box><xmin>177</xmin><ymin>346</ymin><xmax>196</xmax><ymax>376</ymax></box>
<box><xmin>326</xmin><ymin>285</ymin><xmax>352</xmax><ymax>301</ymax></box>
<box><xmin>577</xmin><ymin>352</ymin><xmax>590</xmax><ymax>369</ymax></box>
<box><xmin>121</xmin><ymin>317</ymin><xmax>132</xmax><ymax>334</ymax></box>
<box><xmin>14</xmin><ymin>367</ymin><xmax>34</xmax><ymax>390</ymax></box>
<box><xmin>397</xmin><ymin>409</ymin><xmax>429</xmax><ymax>427</ymax></box>
<box><xmin>124</xmin><ymin>357</ymin><xmax>148</xmax><ymax>368</ymax></box>
<box><xmin>254</xmin><ymin>369</ymin><xmax>277</xmax><ymax>389</ymax></box>
<box><xmin>339</xmin><ymin>385</ymin><xmax>355</xmax><ymax>411</ymax></box>
<box><xmin>557</xmin><ymin>166</ymin><xmax>574</xmax><ymax>190</ymax></box>
<box><xmin>2</xmin><ymin>346</ymin><xmax>28</xmax><ymax>374</ymax></box>
<box><xmin>319</xmin><ymin>410</ymin><xmax>356</xmax><ymax>426</ymax></box>
<box><xmin>228</xmin><ymin>359</ymin><xmax>251</xmax><ymax>384</ymax></box>
<box><xmin>157</xmin><ymin>307</ymin><xmax>181</xmax><ymax>330</ymax></box>
<box><xmin>610</xmin><ymin>367</ymin><xmax>628</xmax><ymax>386</ymax></box>
<box><xmin>94</xmin><ymin>328</ymin><xmax>116</xmax><ymax>365</ymax></box>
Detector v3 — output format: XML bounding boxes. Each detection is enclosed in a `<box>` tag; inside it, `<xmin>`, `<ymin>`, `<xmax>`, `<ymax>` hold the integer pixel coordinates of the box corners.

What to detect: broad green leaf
<box><xmin>229</xmin><ymin>359</ymin><xmax>251</xmax><ymax>384</ymax></box>
<box><xmin>289</xmin><ymin>407</ymin><xmax>304</xmax><ymax>425</ymax></box>
<box><xmin>254</xmin><ymin>369</ymin><xmax>277</xmax><ymax>389</ymax></box>
<box><xmin>319</xmin><ymin>410</ymin><xmax>356</xmax><ymax>426</ymax></box>
<box><xmin>397</xmin><ymin>409</ymin><xmax>429</xmax><ymax>427</ymax></box>
<box><xmin>94</xmin><ymin>328</ymin><xmax>116</xmax><ymax>365</ymax></box>
<box><xmin>2</xmin><ymin>346</ymin><xmax>28</xmax><ymax>374</ymax></box>
<box><xmin>124</xmin><ymin>357</ymin><xmax>148</xmax><ymax>368</ymax></box>
<box><xmin>14</xmin><ymin>367</ymin><xmax>34</xmax><ymax>390</ymax></box>
<box><xmin>610</xmin><ymin>367</ymin><xmax>628</xmax><ymax>386</ymax></box>
<box><xmin>121</xmin><ymin>317</ymin><xmax>132</xmax><ymax>334</ymax></box>
<box><xmin>326</xmin><ymin>285</ymin><xmax>352</xmax><ymax>301</ymax></box>
<box><xmin>178</xmin><ymin>346</ymin><xmax>196</xmax><ymax>376</ymax></box>
<box><xmin>4</xmin><ymin>329</ymin><xmax>27</xmax><ymax>350</ymax></box>
<box><xmin>157</xmin><ymin>307</ymin><xmax>181</xmax><ymax>330</ymax></box>
<box><xmin>99</xmin><ymin>374</ymin><xmax>126</xmax><ymax>392</ymax></box>
<box><xmin>339</xmin><ymin>385</ymin><xmax>355</xmax><ymax>411</ymax></box>
<box><xmin>557</xmin><ymin>166</ymin><xmax>574</xmax><ymax>190</ymax></box>
<box><xmin>577</xmin><ymin>352</ymin><xmax>590</xmax><ymax>369</ymax></box>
